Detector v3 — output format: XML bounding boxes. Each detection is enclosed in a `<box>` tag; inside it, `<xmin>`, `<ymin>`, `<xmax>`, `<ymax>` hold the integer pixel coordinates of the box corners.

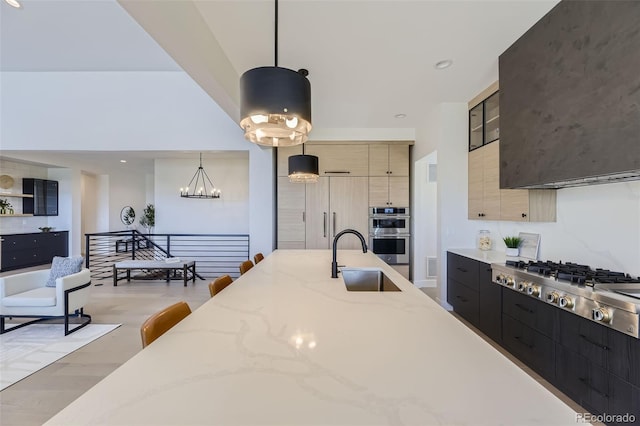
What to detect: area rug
<box><xmin>0</xmin><ymin>323</ymin><xmax>120</xmax><ymax>391</ymax></box>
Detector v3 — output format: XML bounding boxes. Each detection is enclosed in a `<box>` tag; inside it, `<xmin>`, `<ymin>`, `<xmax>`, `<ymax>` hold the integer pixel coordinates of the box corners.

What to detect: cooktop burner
<box><xmin>504</xmin><ymin>259</ymin><xmax>640</xmax><ymax>286</ymax></box>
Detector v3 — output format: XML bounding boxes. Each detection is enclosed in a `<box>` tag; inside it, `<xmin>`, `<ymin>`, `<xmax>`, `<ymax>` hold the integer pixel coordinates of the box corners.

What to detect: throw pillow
<box><xmin>46</xmin><ymin>256</ymin><xmax>84</xmax><ymax>287</ymax></box>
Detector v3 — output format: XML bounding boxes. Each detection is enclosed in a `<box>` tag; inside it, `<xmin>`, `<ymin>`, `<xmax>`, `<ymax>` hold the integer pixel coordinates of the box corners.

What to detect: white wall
<box><xmin>413</xmin><ymin>102</ymin><xmax>640</xmax><ymax>306</ymax></box>
<box><xmin>154</xmin><ymin>155</ymin><xmax>249</xmax><ymax>235</ymax></box>
<box><xmin>1</xmin><ymin>71</ymin><xmax>276</xmax><ymax>254</ymax></box>
<box><xmin>0</xmin><ymin>159</ymin><xmax>49</xmax><ymax>234</ymax></box>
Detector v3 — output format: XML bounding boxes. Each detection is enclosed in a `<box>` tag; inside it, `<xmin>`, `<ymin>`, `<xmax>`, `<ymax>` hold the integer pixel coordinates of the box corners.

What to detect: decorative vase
<box><xmin>505</xmin><ymin>247</ymin><xmax>519</xmax><ymax>257</ymax></box>
<box><xmin>0</xmin><ymin>207</ymin><xmax>5</xmax><ymax>215</ymax></box>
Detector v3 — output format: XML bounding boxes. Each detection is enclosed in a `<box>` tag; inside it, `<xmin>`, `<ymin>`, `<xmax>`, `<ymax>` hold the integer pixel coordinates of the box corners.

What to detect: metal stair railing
<box><xmin>85</xmin><ymin>231</ymin><xmax>250</xmax><ymax>284</ymax></box>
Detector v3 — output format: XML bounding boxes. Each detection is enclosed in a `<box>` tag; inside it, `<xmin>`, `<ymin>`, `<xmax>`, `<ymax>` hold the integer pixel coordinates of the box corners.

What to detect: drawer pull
<box><xmin>515</xmin><ymin>303</ymin><xmax>534</xmax><ymax>314</ymax></box>
<box><xmin>324</xmin><ymin>171</ymin><xmax>350</xmax><ymax>174</ymax></box>
<box><xmin>456</xmin><ymin>267</ymin><xmax>468</xmax><ymax>273</ymax></box>
<box><xmin>455</xmin><ymin>295</ymin><xmax>468</xmax><ymax>303</ymax></box>
<box><xmin>514</xmin><ymin>336</ymin><xmax>534</xmax><ymax>349</ymax></box>
<box><xmin>579</xmin><ymin>334</ymin><xmax>609</xmax><ymax>350</ymax></box>
<box><xmin>578</xmin><ymin>378</ymin><xmax>609</xmax><ymax>398</ymax></box>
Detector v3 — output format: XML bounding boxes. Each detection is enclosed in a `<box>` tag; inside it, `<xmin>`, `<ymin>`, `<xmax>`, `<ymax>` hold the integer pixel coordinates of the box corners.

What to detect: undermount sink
<box><xmin>341</xmin><ymin>267</ymin><xmax>401</xmax><ymax>292</ymax></box>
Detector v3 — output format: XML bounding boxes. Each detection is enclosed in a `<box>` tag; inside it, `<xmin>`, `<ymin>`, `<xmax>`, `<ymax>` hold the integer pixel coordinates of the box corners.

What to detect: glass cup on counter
<box><xmin>477</xmin><ymin>230</ymin><xmax>492</xmax><ymax>251</ymax></box>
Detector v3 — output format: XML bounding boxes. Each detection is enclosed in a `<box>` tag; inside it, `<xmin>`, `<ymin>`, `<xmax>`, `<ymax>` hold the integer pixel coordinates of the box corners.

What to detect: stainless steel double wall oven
<box><xmin>369</xmin><ymin>207</ymin><xmax>410</xmax><ymax>265</ymax></box>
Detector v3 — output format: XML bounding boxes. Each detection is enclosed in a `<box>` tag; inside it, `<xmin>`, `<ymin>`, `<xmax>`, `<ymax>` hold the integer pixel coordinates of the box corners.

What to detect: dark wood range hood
<box><xmin>498</xmin><ymin>0</ymin><xmax>640</xmax><ymax>189</ymax></box>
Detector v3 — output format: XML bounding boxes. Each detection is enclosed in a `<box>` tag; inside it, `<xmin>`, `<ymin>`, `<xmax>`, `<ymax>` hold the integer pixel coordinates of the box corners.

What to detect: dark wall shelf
<box><xmin>22</xmin><ymin>178</ymin><xmax>59</xmax><ymax>216</ymax></box>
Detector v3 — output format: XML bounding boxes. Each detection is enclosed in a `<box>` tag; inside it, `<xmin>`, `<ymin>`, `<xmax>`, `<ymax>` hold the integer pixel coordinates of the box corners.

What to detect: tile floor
<box><xmin>0</xmin><ymin>274</ymin><xmax>593</xmax><ymax>425</ymax></box>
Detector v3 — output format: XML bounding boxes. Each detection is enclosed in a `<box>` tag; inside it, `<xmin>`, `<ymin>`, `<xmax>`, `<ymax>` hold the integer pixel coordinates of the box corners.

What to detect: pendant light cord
<box><xmin>274</xmin><ymin>0</ymin><xmax>278</xmax><ymax>67</ymax></box>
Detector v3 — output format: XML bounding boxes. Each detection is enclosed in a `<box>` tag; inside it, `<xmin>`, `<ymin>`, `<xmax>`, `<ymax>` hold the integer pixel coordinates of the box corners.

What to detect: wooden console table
<box><xmin>113</xmin><ymin>260</ymin><xmax>196</xmax><ymax>287</ymax></box>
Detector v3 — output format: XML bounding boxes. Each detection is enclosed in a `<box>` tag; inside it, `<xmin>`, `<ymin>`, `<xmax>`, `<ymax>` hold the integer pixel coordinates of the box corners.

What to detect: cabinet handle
<box><xmin>302</xmin><ymin>212</ymin><xmax>305</xmax><ymax>222</ymax></box>
<box><xmin>455</xmin><ymin>295</ymin><xmax>468</xmax><ymax>303</ymax></box>
<box><xmin>332</xmin><ymin>212</ymin><xmax>336</xmax><ymax>237</ymax></box>
<box><xmin>579</xmin><ymin>334</ymin><xmax>609</xmax><ymax>350</ymax></box>
<box><xmin>578</xmin><ymin>378</ymin><xmax>609</xmax><ymax>398</ymax></box>
<box><xmin>323</xmin><ymin>212</ymin><xmax>327</xmax><ymax>238</ymax></box>
<box><xmin>522</xmin><ymin>213</ymin><xmax>527</xmax><ymax>218</ymax></box>
<box><xmin>456</xmin><ymin>267</ymin><xmax>468</xmax><ymax>273</ymax></box>
<box><xmin>389</xmin><ymin>171</ymin><xmax>392</xmax><ymax>174</ymax></box>
<box><xmin>324</xmin><ymin>171</ymin><xmax>350</xmax><ymax>174</ymax></box>
<box><xmin>514</xmin><ymin>336</ymin><xmax>534</xmax><ymax>349</ymax></box>
<box><xmin>515</xmin><ymin>303</ymin><xmax>534</xmax><ymax>314</ymax></box>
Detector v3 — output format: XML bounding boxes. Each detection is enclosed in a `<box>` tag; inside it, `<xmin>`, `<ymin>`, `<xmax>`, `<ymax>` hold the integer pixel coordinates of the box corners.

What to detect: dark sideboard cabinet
<box><xmin>0</xmin><ymin>231</ymin><xmax>69</xmax><ymax>271</ymax></box>
<box><xmin>22</xmin><ymin>178</ymin><xmax>59</xmax><ymax>216</ymax></box>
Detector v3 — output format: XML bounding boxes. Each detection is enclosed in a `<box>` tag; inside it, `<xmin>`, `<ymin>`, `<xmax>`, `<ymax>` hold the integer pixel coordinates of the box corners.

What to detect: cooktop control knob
<box><xmin>593</xmin><ymin>308</ymin><xmax>612</xmax><ymax>323</ymax></box>
<box><xmin>546</xmin><ymin>292</ymin><xmax>559</xmax><ymax>304</ymax></box>
<box><xmin>517</xmin><ymin>281</ymin><xmax>527</xmax><ymax>292</ymax></box>
<box><xmin>506</xmin><ymin>276</ymin><xmax>515</xmax><ymax>287</ymax></box>
<box><xmin>496</xmin><ymin>274</ymin><xmax>505</xmax><ymax>284</ymax></box>
<box><xmin>559</xmin><ymin>295</ymin><xmax>574</xmax><ymax>309</ymax></box>
<box><xmin>527</xmin><ymin>285</ymin><xmax>541</xmax><ymax>298</ymax></box>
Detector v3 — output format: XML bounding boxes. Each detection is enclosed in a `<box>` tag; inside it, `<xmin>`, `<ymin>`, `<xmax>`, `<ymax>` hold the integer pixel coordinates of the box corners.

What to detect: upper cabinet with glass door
<box><xmin>468</xmin><ymin>81</ymin><xmax>499</xmax><ymax>151</ymax></box>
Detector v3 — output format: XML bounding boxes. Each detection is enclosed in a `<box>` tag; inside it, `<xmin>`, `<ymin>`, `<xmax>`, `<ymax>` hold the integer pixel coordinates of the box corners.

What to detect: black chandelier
<box><xmin>179</xmin><ymin>153</ymin><xmax>221</xmax><ymax>199</ymax></box>
<box><xmin>239</xmin><ymin>0</ymin><xmax>312</xmax><ymax>147</ymax></box>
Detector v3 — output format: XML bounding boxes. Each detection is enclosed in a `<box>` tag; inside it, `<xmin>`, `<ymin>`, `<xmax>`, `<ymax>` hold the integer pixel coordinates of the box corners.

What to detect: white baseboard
<box><xmin>413</xmin><ymin>279</ymin><xmax>436</xmax><ymax>288</ymax></box>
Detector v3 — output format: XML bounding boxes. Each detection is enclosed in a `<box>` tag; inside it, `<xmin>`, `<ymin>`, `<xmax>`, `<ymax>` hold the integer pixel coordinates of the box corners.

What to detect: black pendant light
<box><xmin>239</xmin><ymin>0</ymin><xmax>312</xmax><ymax>147</ymax></box>
<box><xmin>288</xmin><ymin>144</ymin><xmax>319</xmax><ymax>183</ymax></box>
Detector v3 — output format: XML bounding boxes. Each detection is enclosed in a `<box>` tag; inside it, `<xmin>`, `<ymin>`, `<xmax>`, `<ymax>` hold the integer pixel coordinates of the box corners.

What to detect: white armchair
<box><xmin>0</xmin><ymin>268</ymin><xmax>92</xmax><ymax>335</ymax></box>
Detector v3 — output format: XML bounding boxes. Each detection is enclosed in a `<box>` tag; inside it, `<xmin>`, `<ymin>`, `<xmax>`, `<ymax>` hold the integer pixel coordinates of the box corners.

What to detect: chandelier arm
<box><xmin>185</xmin><ymin>169</ymin><xmax>201</xmax><ymax>193</ymax></box>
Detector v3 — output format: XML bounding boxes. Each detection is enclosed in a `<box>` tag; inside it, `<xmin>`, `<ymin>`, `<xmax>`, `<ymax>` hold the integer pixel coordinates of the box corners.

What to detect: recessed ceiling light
<box><xmin>394</xmin><ymin>113</ymin><xmax>407</xmax><ymax>119</ymax></box>
<box><xmin>5</xmin><ymin>0</ymin><xmax>21</xmax><ymax>8</ymax></box>
<box><xmin>120</xmin><ymin>160</ymin><xmax>127</xmax><ymax>163</ymax></box>
<box><xmin>434</xmin><ymin>59</ymin><xmax>453</xmax><ymax>70</ymax></box>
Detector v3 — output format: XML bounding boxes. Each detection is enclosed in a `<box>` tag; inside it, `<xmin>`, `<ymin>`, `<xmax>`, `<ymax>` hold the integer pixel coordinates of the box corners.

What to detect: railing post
<box><xmin>167</xmin><ymin>235</ymin><xmax>171</xmax><ymax>257</ymax></box>
<box><xmin>131</xmin><ymin>229</ymin><xmax>136</xmax><ymax>260</ymax></box>
<box><xmin>85</xmin><ymin>234</ymin><xmax>90</xmax><ymax>268</ymax></box>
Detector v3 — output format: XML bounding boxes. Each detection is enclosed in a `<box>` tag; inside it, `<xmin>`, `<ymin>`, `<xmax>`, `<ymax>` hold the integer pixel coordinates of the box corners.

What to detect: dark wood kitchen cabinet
<box><xmin>555</xmin><ymin>309</ymin><xmax>640</xmax><ymax>422</ymax></box>
<box><xmin>447</xmin><ymin>252</ymin><xmax>479</xmax><ymax>327</ymax></box>
<box><xmin>1</xmin><ymin>231</ymin><xmax>68</xmax><ymax>271</ymax></box>
<box><xmin>22</xmin><ymin>178</ymin><xmax>59</xmax><ymax>216</ymax></box>
<box><xmin>502</xmin><ymin>289</ymin><xmax>556</xmax><ymax>381</ymax></box>
<box><xmin>449</xmin><ymin>251</ymin><xmax>639</xmax><ymax>425</ymax></box>
<box><xmin>447</xmin><ymin>252</ymin><xmax>502</xmax><ymax>342</ymax></box>
<box><xmin>478</xmin><ymin>265</ymin><xmax>502</xmax><ymax>343</ymax></box>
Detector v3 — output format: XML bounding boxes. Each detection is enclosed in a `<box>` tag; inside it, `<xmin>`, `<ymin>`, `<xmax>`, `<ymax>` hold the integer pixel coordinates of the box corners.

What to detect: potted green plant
<box><xmin>503</xmin><ymin>236</ymin><xmax>522</xmax><ymax>257</ymax></box>
<box><xmin>0</xmin><ymin>198</ymin><xmax>13</xmax><ymax>215</ymax></box>
<box><xmin>139</xmin><ymin>204</ymin><xmax>155</xmax><ymax>235</ymax></box>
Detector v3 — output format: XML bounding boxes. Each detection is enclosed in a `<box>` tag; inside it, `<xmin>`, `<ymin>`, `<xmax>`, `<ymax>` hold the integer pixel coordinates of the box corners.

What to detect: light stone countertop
<box><xmin>45</xmin><ymin>250</ymin><xmax>578</xmax><ymax>426</ymax></box>
<box><xmin>448</xmin><ymin>247</ymin><xmax>530</xmax><ymax>264</ymax></box>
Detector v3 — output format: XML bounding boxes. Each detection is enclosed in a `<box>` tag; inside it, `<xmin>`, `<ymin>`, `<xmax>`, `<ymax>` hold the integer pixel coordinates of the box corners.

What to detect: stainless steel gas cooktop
<box><xmin>491</xmin><ymin>260</ymin><xmax>640</xmax><ymax>338</ymax></box>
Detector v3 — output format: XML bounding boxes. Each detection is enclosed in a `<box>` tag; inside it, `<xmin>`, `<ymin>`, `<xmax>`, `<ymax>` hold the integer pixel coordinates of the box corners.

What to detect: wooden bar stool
<box><xmin>254</xmin><ymin>253</ymin><xmax>264</xmax><ymax>264</ymax></box>
<box><xmin>209</xmin><ymin>274</ymin><xmax>233</xmax><ymax>297</ymax></box>
<box><xmin>239</xmin><ymin>260</ymin><xmax>254</xmax><ymax>275</ymax></box>
<box><xmin>140</xmin><ymin>301</ymin><xmax>191</xmax><ymax>348</ymax></box>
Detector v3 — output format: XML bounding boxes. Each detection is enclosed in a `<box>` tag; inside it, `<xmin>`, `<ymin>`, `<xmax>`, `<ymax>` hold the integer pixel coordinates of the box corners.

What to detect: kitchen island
<box><xmin>45</xmin><ymin>250</ymin><xmax>578</xmax><ymax>425</ymax></box>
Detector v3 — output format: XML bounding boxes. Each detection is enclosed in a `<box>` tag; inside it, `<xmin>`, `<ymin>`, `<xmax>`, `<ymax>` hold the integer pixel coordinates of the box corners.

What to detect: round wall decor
<box><xmin>0</xmin><ymin>175</ymin><xmax>15</xmax><ymax>189</ymax></box>
<box><xmin>120</xmin><ymin>206</ymin><xmax>136</xmax><ymax>226</ymax></box>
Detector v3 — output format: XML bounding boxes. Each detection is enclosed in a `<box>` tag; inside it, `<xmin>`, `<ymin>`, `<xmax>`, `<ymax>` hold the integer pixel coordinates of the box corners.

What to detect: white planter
<box><xmin>505</xmin><ymin>247</ymin><xmax>519</xmax><ymax>257</ymax></box>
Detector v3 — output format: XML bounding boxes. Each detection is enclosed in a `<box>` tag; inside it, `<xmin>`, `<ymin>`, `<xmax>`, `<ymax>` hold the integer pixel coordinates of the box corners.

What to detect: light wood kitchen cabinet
<box><xmin>276</xmin><ymin>146</ymin><xmax>302</xmax><ymax>177</ymax></box>
<box><xmin>305</xmin><ymin>177</ymin><xmax>330</xmax><ymax>249</ymax></box>
<box><xmin>468</xmin><ymin>141</ymin><xmax>501</xmax><ymax>220</ymax></box>
<box><xmin>369</xmin><ymin>144</ymin><xmax>409</xmax><ymax>176</ymax></box>
<box><xmin>305</xmin><ymin>177</ymin><xmax>368</xmax><ymax>249</ymax></box>
<box><xmin>369</xmin><ymin>143</ymin><xmax>409</xmax><ymax>207</ymax></box>
<box><xmin>369</xmin><ymin>176</ymin><xmax>409</xmax><ymax>207</ymax></box>
<box><xmin>277</xmin><ymin>177</ymin><xmax>306</xmax><ymax>249</ymax></box>
<box><xmin>468</xmin><ymin>141</ymin><xmax>556</xmax><ymax>222</ymax></box>
<box><xmin>305</xmin><ymin>144</ymin><xmax>369</xmax><ymax>176</ymax></box>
